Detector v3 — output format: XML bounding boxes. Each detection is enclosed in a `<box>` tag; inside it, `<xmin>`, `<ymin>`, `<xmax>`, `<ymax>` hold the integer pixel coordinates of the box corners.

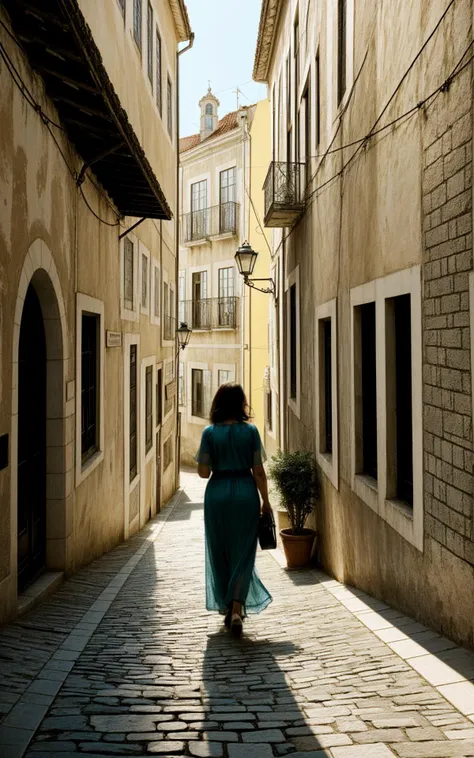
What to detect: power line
<box><xmin>271</xmin><ymin>9</ymin><xmax>470</xmax><ymax>260</ymax></box>
<box><xmin>0</xmin><ymin>31</ymin><xmax>122</xmax><ymax>228</ymax></box>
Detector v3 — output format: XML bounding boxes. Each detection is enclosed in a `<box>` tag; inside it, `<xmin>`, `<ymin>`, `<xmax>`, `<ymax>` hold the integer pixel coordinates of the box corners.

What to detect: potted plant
<box><xmin>269</xmin><ymin>450</ymin><xmax>319</xmax><ymax>569</ymax></box>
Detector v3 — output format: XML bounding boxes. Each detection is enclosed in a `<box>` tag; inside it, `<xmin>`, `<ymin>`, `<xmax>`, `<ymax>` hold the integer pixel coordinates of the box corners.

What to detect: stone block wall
<box><xmin>422</xmin><ymin>66</ymin><xmax>473</xmax><ymax>565</ymax></box>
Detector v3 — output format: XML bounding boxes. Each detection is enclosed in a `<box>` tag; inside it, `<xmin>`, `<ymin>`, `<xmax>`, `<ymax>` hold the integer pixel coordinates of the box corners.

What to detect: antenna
<box><xmin>233</xmin><ymin>86</ymin><xmax>242</xmax><ymax>109</ymax></box>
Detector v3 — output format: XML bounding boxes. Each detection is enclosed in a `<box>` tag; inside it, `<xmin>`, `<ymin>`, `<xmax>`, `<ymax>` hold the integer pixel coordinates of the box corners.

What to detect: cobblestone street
<box><xmin>1</xmin><ymin>471</ymin><xmax>474</xmax><ymax>758</ymax></box>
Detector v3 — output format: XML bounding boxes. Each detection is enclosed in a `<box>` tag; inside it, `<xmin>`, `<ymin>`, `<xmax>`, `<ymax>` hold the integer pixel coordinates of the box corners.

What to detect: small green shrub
<box><xmin>269</xmin><ymin>450</ymin><xmax>319</xmax><ymax>535</ymax></box>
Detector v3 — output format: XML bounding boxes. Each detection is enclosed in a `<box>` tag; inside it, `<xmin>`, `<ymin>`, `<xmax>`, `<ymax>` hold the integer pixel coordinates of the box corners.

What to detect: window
<box><xmin>316</xmin><ymin>299</ymin><xmax>338</xmax><ymax>488</ymax></box>
<box><xmin>179</xmin><ymin>363</ymin><xmax>185</xmax><ymax>406</ymax></box>
<box><xmin>294</xmin><ymin>15</ymin><xmax>300</xmax><ymax>100</ymax></box>
<box><xmin>356</xmin><ymin>302</ymin><xmax>377</xmax><ymax>481</ymax></box>
<box><xmin>302</xmin><ymin>77</ymin><xmax>310</xmax><ymax>186</ymax></box>
<box><xmin>286</xmin><ymin>55</ymin><xmax>291</xmax><ymax>131</ymax></box>
<box><xmin>156</xmin><ymin>28</ymin><xmax>162</xmax><ymax>114</ymax></box>
<box><xmin>117</xmin><ymin>0</ymin><xmax>126</xmax><ymax>18</ymax></box>
<box><xmin>191</xmin><ymin>180</ymin><xmax>208</xmax><ymax>239</ymax></box>
<box><xmin>316</xmin><ymin>50</ymin><xmax>321</xmax><ymax>148</ymax></box>
<box><xmin>267</xmin><ymin>390</ymin><xmax>273</xmax><ymax>431</ymax></box>
<box><xmin>167</xmin><ymin>76</ymin><xmax>172</xmax><ymax>136</ymax></box>
<box><xmin>81</xmin><ymin>314</ymin><xmax>99</xmax><ymax>463</ymax></box>
<box><xmin>272</xmin><ymin>84</ymin><xmax>276</xmax><ymax>159</ymax></box>
<box><xmin>351</xmin><ymin>267</ymin><xmax>422</xmax><ymax>548</ymax></box>
<box><xmin>163</xmin><ymin>436</ymin><xmax>173</xmax><ymax>470</ymax></box>
<box><xmin>76</xmin><ymin>294</ymin><xmax>104</xmax><ymax>484</ymax></box>
<box><xmin>156</xmin><ymin>367</ymin><xmax>163</xmax><ymax>426</ymax></box>
<box><xmin>163</xmin><ymin>280</ymin><xmax>169</xmax><ymax>334</ymax></box>
<box><xmin>290</xmin><ymin>284</ymin><xmax>297</xmax><ymax>399</ymax></box>
<box><xmin>205</xmin><ymin>105</ymin><xmax>213</xmax><ymax>130</ymax></box>
<box><xmin>141</xmin><ymin>252</ymin><xmax>148</xmax><ymax>309</ymax></box>
<box><xmin>145</xmin><ymin>365</ymin><xmax>153</xmax><ymax>454</ymax></box>
<box><xmin>218</xmin><ymin>267</ymin><xmax>235</xmax><ymax>327</ymax></box>
<box><xmin>178</xmin><ymin>271</ymin><xmax>186</xmax><ymax>323</ymax></box>
<box><xmin>219</xmin><ymin>168</ymin><xmax>236</xmax><ymax>233</ymax></box>
<box><xmin>286</xmin><ymin>266</ymin><xmax>300</xmax><ymax>416</ymax></box>
<box><xmin>129</xmin><ymin>345</ymin><xmax>138</xmax><ymax>481</ymax></box>
<box><xmin>218</xmin><ymin>369</ymin><xmax>232</xmax><ymax>387</ymax></box>
<box><xmin>154</xmin><ymin>265</ymin><xmax>160</xmax><ymax>319</ymax></box>
<box><xmin>337</xmin><ymin>0</ymin><xmax>347</xmax><ymax>104</ymax></box>
<box><xmin>147</xmin><ymin>2</ymin><xmax>153</xmax><ymax>84</ymax></box>
<box><xmin>386</xmin><ymin>294</ymin><xmax>413</xmax><ymax>506</ymax></box>
<box><xmin>205</xmin><ymin>103</ymin><xmax>213</xmax><ymax>115</ymax></box>
<box><xmin>133</xmin><ymin>0</ymin><xmax>142</xmax><ymax>51</ymax></box>
<box><xmin>192</xmin><ymin>271</ymin><xmax>208</xmax><ymax>329</ymax></box>
<box><xmin>124</xmin><ymin>238</ymin><xmax>134</xmax><ymax>311</ymax></box>
<box><xmin>192</xmin><ymin>368</ymin><xmax>211</xmax><ymax>419</ymax></box>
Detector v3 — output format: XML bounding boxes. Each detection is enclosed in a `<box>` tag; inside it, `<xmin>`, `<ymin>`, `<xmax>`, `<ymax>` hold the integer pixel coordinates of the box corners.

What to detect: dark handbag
<box><xmin>258</xmin><ymin>510</ymin><xmax>277</xmax><ymax>550</ymax></box>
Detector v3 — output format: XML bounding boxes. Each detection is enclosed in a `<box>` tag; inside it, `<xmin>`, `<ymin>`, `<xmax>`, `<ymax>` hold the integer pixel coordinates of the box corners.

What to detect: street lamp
<box><xmin>235</xmin><ymin>241</ymin><xmax>275</xmax><ymax>295</ymax></box>
<box><xmin>176</xmin><ymin>321</ymin><xmax>192</xmax><ymax>351</ymax></box>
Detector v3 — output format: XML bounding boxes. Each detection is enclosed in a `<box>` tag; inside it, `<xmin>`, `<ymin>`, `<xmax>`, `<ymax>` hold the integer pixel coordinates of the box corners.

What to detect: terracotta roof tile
<box><xmin>179</xmin><ymin>108</ymin><xmax>248</xmax><ymax>154</ymax></box>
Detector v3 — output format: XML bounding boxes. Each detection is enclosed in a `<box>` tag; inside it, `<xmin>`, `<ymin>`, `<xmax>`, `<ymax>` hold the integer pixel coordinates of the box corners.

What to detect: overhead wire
<box><xmin>0</xmin><ymin>29</ymin><xmax>121</xmax><ymax>227</ymax></box>
<box><xmin>270</xmin><ymin>5</ymin><xmax>471</xmax><ymax>260</ymax></box>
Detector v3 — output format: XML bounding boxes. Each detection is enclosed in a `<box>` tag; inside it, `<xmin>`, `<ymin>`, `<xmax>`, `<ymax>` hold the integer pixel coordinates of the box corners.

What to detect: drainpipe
<box><xmin>175</xmin><ymin>33</ymin><xmax>194</xmax><ymax>490</ymax></box>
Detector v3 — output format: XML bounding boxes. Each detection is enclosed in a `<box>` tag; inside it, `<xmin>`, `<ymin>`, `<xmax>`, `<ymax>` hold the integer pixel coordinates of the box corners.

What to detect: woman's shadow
<box><xmin>201</xmin><ymin>630</ymin><xmax>328</xmax><ymax>757</ymax></box>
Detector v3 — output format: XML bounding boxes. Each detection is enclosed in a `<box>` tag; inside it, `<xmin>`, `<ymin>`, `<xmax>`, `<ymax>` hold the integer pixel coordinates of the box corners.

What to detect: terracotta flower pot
<box><xmin>280</xmin><ymin>528</ymin><xmax>316</xmax><ymax>569</ymax></box>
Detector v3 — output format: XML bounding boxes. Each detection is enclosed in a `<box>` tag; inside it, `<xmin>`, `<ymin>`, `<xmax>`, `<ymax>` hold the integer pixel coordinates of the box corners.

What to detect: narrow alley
<box><xmin>1</xmin><ymin>472</ymin><xmax>474</xmax><ymax>758</ymax></box>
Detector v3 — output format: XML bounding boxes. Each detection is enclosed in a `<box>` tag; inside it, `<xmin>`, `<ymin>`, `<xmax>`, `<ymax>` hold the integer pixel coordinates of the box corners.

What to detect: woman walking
<box><xmin>196</xmin><ymin>384</ymin><xmax>273</xmax><ymax>636</ymax></box>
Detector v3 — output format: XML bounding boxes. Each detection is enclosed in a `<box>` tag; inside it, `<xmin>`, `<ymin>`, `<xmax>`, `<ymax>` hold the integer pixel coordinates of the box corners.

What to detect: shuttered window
<box><xmin>129</xmin><ymin>345</ymin><xmax>138</xmax><ymax>481</ymax></box>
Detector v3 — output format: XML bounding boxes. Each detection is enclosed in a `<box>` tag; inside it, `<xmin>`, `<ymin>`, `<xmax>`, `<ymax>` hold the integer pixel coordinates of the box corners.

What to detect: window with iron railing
<box><xmin>181</xmin><ymin>202</ymin><xmax>239</xmax><ymax>243</ymax></box>
<box><xmin>179</xmin><ymin>297</ymin><xmax>239</xmax><ymax>331</ymax></box>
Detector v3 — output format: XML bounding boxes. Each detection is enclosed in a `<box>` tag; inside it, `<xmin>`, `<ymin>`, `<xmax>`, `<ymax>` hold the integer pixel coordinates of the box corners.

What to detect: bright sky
<box><xmin>179</xmin><ymin>0</ymin><xmax>268</xmax><ymax>138</ymax></box>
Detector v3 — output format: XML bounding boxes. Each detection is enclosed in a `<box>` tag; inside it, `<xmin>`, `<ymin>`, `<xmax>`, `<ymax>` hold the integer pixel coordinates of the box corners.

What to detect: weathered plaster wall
<box><xmin>0</xmin><ymin>0</ymin><xmax>179</xmax><ymax>623</ymax></box>
<box><xmin>266</xmin><ymin>0</ymin><xmax>474</xmax><ymax>647</ymax></box>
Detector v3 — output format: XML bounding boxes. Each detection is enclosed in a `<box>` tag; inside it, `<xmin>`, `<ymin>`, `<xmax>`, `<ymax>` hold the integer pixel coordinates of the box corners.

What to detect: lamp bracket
<box><xmin>243</xmin><ymin>276</ymin><xmax>275</xmax><ymax>295</ymax></box>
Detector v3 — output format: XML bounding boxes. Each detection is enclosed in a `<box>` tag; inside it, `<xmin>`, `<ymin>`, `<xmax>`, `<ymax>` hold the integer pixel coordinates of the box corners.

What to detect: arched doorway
<box><xmin>17</xmin><ymin>283</ymin><xmax>47</xmax><ymax>591</ymax></box>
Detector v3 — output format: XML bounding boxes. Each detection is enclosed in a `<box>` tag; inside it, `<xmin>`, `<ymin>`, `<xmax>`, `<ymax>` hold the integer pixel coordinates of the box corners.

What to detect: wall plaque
<box><xmin>106</xmin><ymin>331</ymin><xmax>122</xmax><ymax>348</ymax></box>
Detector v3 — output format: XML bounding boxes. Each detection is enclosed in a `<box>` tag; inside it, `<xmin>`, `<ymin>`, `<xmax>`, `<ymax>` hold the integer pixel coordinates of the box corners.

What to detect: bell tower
<box><xmin>199</xmin><ymin>87</ymin><xmax>219</xmax><ymax>141</ymax></box>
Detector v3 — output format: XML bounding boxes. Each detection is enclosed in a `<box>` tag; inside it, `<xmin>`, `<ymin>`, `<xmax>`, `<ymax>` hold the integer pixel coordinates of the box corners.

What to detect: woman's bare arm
<box><xmin>252</xmin><ymin>465</ymin><xmax>272</xmax><ymax>512</ymax></box>
<box><xmin>198</xmin><ymin>464</ymin><xmax>211</xmax><ymax>479</ymax></box>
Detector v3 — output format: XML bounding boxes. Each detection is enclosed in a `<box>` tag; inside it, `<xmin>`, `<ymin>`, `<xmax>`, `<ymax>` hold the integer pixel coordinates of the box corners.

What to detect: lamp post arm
<box><xmin>243</xmin><ymin>277</ymin><xmax>275</xmax><ymax>295</ymax></box>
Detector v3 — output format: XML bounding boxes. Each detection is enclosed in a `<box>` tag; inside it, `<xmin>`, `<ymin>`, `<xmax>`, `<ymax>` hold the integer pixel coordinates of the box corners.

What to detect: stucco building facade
<box><xmin>178</xmin><ymin>94</ymin><xmax>271</xmax><ymax>464</ymax></box>
<box><xmin>254</xmin><ymin>0</ymin><xmax>474</xmax><ymax>648</ymax></box>
<box><xmin>0</xmin><ymin>0</ymin><xmax>192</xmax><ymax>623</ymax></box>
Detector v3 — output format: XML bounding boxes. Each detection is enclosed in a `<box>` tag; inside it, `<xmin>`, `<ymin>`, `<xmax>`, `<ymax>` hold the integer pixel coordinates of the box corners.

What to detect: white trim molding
<box><xmin>75</xmin><ymin>293</ymin><xmax>105</xmax><ymax>487</ymax></box>
<box><xmin>139</xmin><ymin>242</ymin><xmax>151</xmax><ymax>317</ymax></box>
<box><xmin>123</xmin><ymin>333</ymin><xmax>140</xmax><ymax>539</ymax></box>
<box><xmin>350</xmin><ymin>266</ymin><xmax>423</xmax><ymax>551</ymax></box>
<box><xmin>187</xmin><ymin>360</ymin><xmax>210</xmax><ymax>426</ymax></box>
<box><xmin>315</xmin><ymin>298</ymin><xmax>339</xmax><ymax>490</ymax></box>
<box><xmin>120</xmin><ymin>233</ymin><xmax>140</xmax><ymax>323</ymax></box>
<box><xmin>285</xmin><ymin>265</ymin><xmax>301</xmax><ymax>419</ymax></box>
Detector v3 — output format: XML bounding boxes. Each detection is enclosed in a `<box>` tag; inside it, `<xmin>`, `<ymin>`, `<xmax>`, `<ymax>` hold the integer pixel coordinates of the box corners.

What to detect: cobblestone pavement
<box><xmin>1</xmin><ymin>471</ymin><xmax>474</xmax><ymax>758</ymax></box>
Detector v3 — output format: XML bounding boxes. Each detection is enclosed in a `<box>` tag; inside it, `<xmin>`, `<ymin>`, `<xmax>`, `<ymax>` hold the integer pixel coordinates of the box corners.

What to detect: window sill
<box><xmin>76</xmin><ymin>449</ymin><xmax>104</xmax><ymax>487</ymax></box>
<box><xmin>317</xmin><ymin>451</ymin><xmax>339</xmax><ymax>491</ymax></box>
<box><xmin>353</xmin><ymin>473</ymin><xmax>378</xmax><ymax>515</ymax></box>
<box><xmin>121</xmin><ymin>306</ymin><xmax>139</xmax><ymax>323</ymax></box>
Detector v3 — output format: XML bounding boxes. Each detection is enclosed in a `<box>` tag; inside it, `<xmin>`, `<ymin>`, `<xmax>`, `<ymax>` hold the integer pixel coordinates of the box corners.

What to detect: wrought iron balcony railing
<box><xmin>179</xmin><ymin>297</ymin><xmax>239</xmax><ymax>330</ymax></box>
<box><xmin>180</xmin><ymin>201</ymin><xmax>239</xmax><ymax>244</ymax></box>
<box><xmin>263</xmin><ymin>161</ymin><xmax>306</xmax><ymax>227</ymax></box>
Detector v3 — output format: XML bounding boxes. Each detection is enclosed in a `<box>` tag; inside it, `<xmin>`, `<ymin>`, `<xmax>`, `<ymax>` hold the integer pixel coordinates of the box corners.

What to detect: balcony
<box><xmin>263</xmin><ymin>161</ymin><xmax>306</xmax><ymax>227</ymax></box>
<box><xmin>179</xmin><ymin>297</ymin><xmax>239</xmax><ymax>331</ymax></box>
<box><xmin>180</xmin><ymin>202</ymin><xmax>239</xmax><ymax>246</ymax></box>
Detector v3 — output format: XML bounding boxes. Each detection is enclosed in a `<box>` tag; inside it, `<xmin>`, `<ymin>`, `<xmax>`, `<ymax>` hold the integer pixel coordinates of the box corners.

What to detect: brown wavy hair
<box><xmin>210</xmin><ymin>383</ymin><xmax>251</xmax><ymax>424</ymax></box>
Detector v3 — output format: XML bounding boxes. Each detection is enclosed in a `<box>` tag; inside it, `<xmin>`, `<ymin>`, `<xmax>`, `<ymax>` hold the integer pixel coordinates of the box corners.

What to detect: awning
<box><xmin>3</xmin><ymin>0</ymin><xmax>172</xmax><ymax>220</ymax></box>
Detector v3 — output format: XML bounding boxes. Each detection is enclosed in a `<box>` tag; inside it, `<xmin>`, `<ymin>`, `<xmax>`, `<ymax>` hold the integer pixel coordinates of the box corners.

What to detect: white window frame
<box><xmin>139</xmin><ymin>243</ymin><xmax>151</xmax><ymax>316</ymax></box>
<box><xmin>188</xmin><ymin>361</ymin><xmax>211</xmax><ymax>426</ymax></box>
<box><xmin>285</xmin><ymin>265</ymin><xmax>301</xmax><ymax>419</ymax></box>
<box><xmin>162</xmin><ymin>269</ymin><xmax>174</xmax><ymax>347</ymax></box>
<box><xmin>315</xmin><ymin>298</ymin><xmax>339</xmax><ymax>490</ymax></box>
<box><xmin>163</xmin><ymin>356</ymin><xmax>175</xmax><ymax>423</ymax></box>
<box><xmin>213</xmin><ymin>363</ymin><xmax>236</xmax><ymax>390</ymax></box>
<box><xmin>351</xmin><ymin>266</ymin><xmax>423</xmax><ymax>551</ymax></box>
<box><xmin>141</xmin><ymin>356</ymin><xmax>156</xmax><ymax>468</ymax></box>
<box><xmin>123</xmin><ymin>333</ymin><xmax>140</xmax><ymax>538</ymax></box>
<box><xmin>76</xmin><ymin>293</ymin><xmax>105</xmax><ymax>486</ymax></box>
<box><xmin>120</xmin><ymin>234</ymin><xmax>140</xmax><ymax>322</ymax></box>
<box><xmin>328</xmin><ymin>0</ymin><xmax>355</xmax><ymax>121</ymax></box>
<box><xmin>150</xmin><ymin>259</ymin><xmax>161</xmax><ymax>327</ymax></box>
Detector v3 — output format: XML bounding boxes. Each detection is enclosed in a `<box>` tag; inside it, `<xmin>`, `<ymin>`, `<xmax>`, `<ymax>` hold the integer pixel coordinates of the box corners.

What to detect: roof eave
<box><xmin>253</xmin><ymin>0</ymin><xmax>283</xmax><ymax>83</ymax></box>
<box><xmin>169</xmin><ymin>0</ymin><xmax>193</xmax><ymax>43</ymax></box>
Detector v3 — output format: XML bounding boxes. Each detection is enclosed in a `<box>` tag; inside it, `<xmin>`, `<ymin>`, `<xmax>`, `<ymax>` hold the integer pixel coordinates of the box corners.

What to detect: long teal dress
<box><xmin>196</xmin><ymin>423</ymin><xmax>272</xmax><ymax>616</ymax></box>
